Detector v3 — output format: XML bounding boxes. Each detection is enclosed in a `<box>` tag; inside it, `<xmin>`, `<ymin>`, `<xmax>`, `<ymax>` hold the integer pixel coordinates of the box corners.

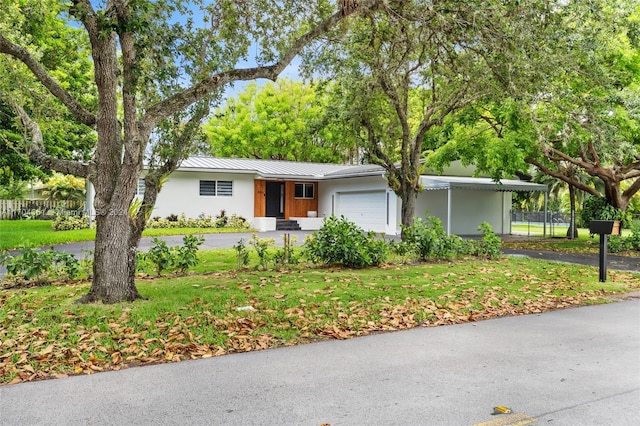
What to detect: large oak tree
<box><xmin>305</xmin><ymin>0</ymin><xmax>555</xmax><ymax>233</ymax></box>
<box><xmin>0</xmin><ymin>0</ymin><xmax>381</xmax><ymax>303</ymax></box>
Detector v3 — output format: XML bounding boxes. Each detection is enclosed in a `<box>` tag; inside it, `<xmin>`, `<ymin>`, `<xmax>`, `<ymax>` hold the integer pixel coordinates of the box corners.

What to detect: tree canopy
<box><xmin>203</xmin><ymin>79</ymin><xmax>352</xmax><ymax>163</ymax></box>
<box><xmin>425</xmin><ymin>0</ymin><xmax>640</xmax><ymax>211</ymax></box>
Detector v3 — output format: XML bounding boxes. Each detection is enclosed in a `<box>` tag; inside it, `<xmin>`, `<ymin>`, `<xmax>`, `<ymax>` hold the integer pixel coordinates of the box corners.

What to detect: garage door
<box><xmin>337</xmin><ymin>191</ymin><xmax>387</xmax><ymax>232</ymax></box>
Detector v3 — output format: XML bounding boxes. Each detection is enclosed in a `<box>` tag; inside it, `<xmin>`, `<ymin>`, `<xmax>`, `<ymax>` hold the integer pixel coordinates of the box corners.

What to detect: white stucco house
<box><xmin>132</xmin><ymin>157</ymin><xmax>547</xmax><ymax>236</ymax></box>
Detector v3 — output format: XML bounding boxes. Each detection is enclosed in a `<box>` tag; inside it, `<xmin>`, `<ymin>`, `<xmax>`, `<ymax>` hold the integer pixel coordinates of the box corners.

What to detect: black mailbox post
<box><xmin>589</xmin><ymin>220</ymin><xmax>621</xmax><ymax>282</ymax></box>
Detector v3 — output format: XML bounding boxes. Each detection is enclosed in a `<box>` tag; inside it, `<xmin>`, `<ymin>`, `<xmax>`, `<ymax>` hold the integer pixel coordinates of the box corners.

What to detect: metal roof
<box><xmin>175</xmin><ymin>157</ymin><xmax>547</xmax><ymax>192</ymax></box>
<box><xmin>421</xmin><ymin>176</ymin><xmax>548</xmax><ymax>192</ymax></box>
<box><xmin>178</xmin><ymin>157</ymin><xmax>372</xmax><ymax>179</ymax></box>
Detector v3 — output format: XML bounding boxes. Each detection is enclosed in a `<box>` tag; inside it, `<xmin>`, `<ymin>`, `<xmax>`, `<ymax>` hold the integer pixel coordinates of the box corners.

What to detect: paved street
<box><xmin>1</xmin><ymin>298</ymin><xmax>638</xmax><ymax>425</ymax></box>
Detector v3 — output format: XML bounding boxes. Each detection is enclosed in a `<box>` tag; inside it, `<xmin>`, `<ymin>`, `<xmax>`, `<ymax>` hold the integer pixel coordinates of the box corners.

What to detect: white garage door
<box><xmin>337</xmin><ymin>191</ymin><xmax>387</xmax><ymax>232</ymax></box>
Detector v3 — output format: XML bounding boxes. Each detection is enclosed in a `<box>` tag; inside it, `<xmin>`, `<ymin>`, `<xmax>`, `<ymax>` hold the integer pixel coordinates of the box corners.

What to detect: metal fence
<box><xmin>511</xmin><ymin>211</ymin><xmax>572</xmax><ymax>237</ymax></box>
<box><xmin>0</xmin><ymin>199</ymin><xmax>84</xmax><ymax>220</ymax></box>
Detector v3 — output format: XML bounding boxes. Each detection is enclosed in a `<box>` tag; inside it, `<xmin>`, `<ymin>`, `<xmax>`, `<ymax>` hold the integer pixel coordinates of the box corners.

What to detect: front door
<box><xmin>265</xmin><ymin>182</ymin><xmax>284</xmax><ymax>218</ymax></box>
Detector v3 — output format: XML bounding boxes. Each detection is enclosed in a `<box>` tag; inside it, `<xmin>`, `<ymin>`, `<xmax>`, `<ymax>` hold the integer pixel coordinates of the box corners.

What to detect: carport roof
<box><xmin>421</xmin><ymin>176</ymin><xmax>548</xmax><ymax>192</ymax></box>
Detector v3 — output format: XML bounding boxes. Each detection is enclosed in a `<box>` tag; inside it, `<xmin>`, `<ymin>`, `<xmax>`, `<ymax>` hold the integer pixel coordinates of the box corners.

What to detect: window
<box><xmin>295</xmin><ymin>183</ymin><xmax>314</xmax><ymax>199</ymax></box>
<box><xmin>199</xmin><ymin>180</ymin><xmax>233</xmax><ymax>196</ymax></box>
<box><xmin>137</xmin><ymin>178</ymin><xmax>145</xmax><ymax>196</ymax></box>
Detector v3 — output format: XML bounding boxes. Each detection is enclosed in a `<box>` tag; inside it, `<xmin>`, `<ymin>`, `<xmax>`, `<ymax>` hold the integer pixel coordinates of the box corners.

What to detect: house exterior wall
<box><xmin>151</xmin><ymin>171</ymin><xmax>255</xmax><ymax>220</ymax></box>
<box><xmin>284</xmin><ymin>181</ymin><xmax>318</xmax><ymax>218</ymax></box>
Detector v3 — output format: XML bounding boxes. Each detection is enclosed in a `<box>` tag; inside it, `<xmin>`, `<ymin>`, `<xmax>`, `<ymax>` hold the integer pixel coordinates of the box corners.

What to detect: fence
<box><xmin>0</xmin><ymin>199</ymin><xmax>84</xmax><ymax>220</ymax></box>
<box><xmin>511</xmin><ymin>211</ymin><xmax>572</xmax><ymax>237</ymax></box>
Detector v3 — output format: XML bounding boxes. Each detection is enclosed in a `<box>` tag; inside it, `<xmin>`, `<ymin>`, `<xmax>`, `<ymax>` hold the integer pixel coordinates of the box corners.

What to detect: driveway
<box><xmin>1</xmin><ymin>299</ymin><xmax>638</xmax><ymax>425</ymax></box>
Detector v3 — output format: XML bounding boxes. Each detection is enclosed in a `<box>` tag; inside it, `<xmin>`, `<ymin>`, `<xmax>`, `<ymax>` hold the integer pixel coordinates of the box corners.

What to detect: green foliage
<box><xmin>146</xmin><ymin>212</ymin><xmax>249</xmax><ymax>229</ymax></box>
<box><xmin>273</xmin><ymin>233</ymin><xmax>299</xmax><ymax>266</ymax></box>
<box><xmin>0</xmin><ymin>247</ymin><xmax>80</xmax><ymax>284</ymax></box>
<box><xmin>477</xmin><ymin>222</ymin><xmax>503</xmax><ymax>259</ymax></box>
<box><xmin>42</xmin><ymin>173</ymin><xmax>85</xmax><ymax>202</ymax></box>
<box><xmin>145</xmin><ymin>238</ymin><xmax>173</xmax><ymax>276</ymax></box>
<box><xmin>303</xmin><ymin>215</ymin><xmax>388</xmax><ymax>268</ymax></box>
<box><xmin>172</xmin><ymin>235</ymin><xmax>205</xmax><ymax>273</ymax></box>
<box><xmin>233</xmin><ymin>238</ymin><xmax>250</xmax><ymax>270</ymax></box>
<box><xmin>249</xmin><ymin>233</ymin><xmax>276</xmax><ymax>270</ymax></box>
<box><xmin>606</xmin><ymin>235</ymin><xmax>632</xmax><ymax>253</ymax></box>
<box><xmin>0</xmin><ymin>176</ymin><xmax>28</xmax><ymax>200</ymax></box>
<box><xmin>580</xmin><ymin>196</ymin><xmax>629</xmax><ymax>228</ymax></box>
<box><xmin>627</xmin><ymin>220</ymin><xmax>640</xmax><ymax>251</ymax></box>
<box><xmin>402</xmin><ymin>215</ymin><xmax>458</xmax><ymax>260</ymax></box>
<box><xmin>52</xmin><ymin>215</ymin><xmax>89</xmax><ymax>231</ymax></box>
<box><xmin>142</xmin><ymin>235</ymin><xmax>204</xmax><ymax>276</ymax></box>
<box><xmin>204</xmin><ymin>80</ymin><xmax>350</xmax><ymax>163</ymax></box>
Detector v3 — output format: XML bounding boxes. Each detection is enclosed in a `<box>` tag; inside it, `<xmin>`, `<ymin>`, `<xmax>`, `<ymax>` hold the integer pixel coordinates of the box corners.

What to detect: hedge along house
<box><xmin>125</xmin><ymin>157</ymin><xmax>548</xmax><ymax>235</ymax></box>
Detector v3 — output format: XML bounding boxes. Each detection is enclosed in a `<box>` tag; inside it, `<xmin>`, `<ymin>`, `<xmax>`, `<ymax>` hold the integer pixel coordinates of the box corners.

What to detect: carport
<box><xmin>419</xmin><ymin>176</ymin><xmax>549</xmax><ymax>236</ymax></box>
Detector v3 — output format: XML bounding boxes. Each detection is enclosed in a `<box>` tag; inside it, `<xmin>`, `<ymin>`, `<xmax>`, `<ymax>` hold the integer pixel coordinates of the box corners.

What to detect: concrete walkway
<box><xmin>1</xmin><ymin>299</ymin><xmax>638</xmax><ymax>425</ymax></box>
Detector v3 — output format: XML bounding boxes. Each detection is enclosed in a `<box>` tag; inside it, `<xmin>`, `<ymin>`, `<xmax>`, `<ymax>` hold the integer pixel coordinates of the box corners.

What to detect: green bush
<box><xmin>606</xmin><ymin>235</ymin><xmax>631</xmax><ymax>253</ymax></box>
<box><xmin>233</xmin><ymin>238</ymin><xmax>250</xmax><ymax>270</ymax></box>
<box><xmin>0</xmin><ymin>247</ymin><xmax>80</xmax><ymax>284</ymax></box>
<box><xmin>303</xmin><ymin>215</ymin><xmax>387</xmax><ymax>268</ymax></box>
<box><xmin>141</xmin><ymin>235</ymin><xmax>204</xmax><ymax>275</ymax></box>
<box><xmin>626</xmin><ymin>220</ymin><xmax>640</xmax><ymax>251</ymax></box>
<box><xmin>477</xmin><ymin>222</ymin><xmax>502</xmax><ymax>259</ymax></box>
<box><xmin>580</xmin><ymin>196</ymin><xmax>630</xmax><ymax>228</ymax></box>
<box><xmin>146</xmin><ymin>212</ymin><xmax>249</xmax><ymax>229</ymax></box>
<box><xmin>52</xmin><ymin>215</ymin><xmax>90</xmax><ymax>231</ymax></box>
<box><xmin>402</xmin><ymin>215</ymin><xmax>456</xmax><ymax>260</ymax></box>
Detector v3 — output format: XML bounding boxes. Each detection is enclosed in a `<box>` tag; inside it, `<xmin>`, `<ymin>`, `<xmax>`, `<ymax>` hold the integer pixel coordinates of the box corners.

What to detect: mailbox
<box><xmin>589</xmin><ymin>220</ymin><xmax>621</xmax><ymax>236</ymax></box>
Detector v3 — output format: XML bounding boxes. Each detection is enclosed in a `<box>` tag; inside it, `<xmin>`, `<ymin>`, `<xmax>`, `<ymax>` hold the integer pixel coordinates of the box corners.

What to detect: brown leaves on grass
<box><xmin>2</xmin><ymin>266</ymin><xmax>639</xmax><ymax>385</ymax></box>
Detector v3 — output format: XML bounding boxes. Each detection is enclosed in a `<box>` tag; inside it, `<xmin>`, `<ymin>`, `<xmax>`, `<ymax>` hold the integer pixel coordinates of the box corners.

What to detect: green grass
<box><xmin>0</xmin><ymin>220</ymin><xmax>251</xmax><ymax>250</ymax></box>
<box><xmin>1</xmin><ymin>253</ymin><xmax>639</xmax><ymax>384</ymax></box>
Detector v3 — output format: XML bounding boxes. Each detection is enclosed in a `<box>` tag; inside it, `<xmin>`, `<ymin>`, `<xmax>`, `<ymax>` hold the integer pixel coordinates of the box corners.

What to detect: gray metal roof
<box><xmin>178</xmin><ymin>157</ymin><xmax>384</xmax><ymax>179</ymax></box>
<box><xmin>421</xmin><ymin>176</ymin><xmax>548</xmax><ymax>192</ymax></box>
<box><xmin>176</xmin><ymin>157</ymin><xmax>547</xmax><ymax>192</ymax></box>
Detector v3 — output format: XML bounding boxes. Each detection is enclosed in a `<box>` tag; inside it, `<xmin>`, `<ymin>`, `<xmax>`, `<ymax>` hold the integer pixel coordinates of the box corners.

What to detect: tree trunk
<box><xmin>400</xmin><ymin>185</ymin><xmax>418</xmax><ymax>240</ymax></box>
<box><xmin>78</xmin><ymin>209</ymin><xmax>142</xmax><ymax>303</ymax></box>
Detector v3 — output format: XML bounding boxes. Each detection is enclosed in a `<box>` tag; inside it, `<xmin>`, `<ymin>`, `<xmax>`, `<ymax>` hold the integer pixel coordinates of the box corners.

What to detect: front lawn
<box><xmin>1</xmin><ymin>255</ymin><xmax>638</xmax><ymax>385</ymax></box>
<box><xmin>0</xmin><ymin>220</ymin><xmax>251</xmax><ymax>250</ymax></box>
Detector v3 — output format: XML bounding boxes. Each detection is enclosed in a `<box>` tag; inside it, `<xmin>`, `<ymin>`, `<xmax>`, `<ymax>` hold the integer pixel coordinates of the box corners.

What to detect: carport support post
<box><xmin>598</xmin><ymin>234</ymin><xmax>608</xmax><ymax>282</ymax></box>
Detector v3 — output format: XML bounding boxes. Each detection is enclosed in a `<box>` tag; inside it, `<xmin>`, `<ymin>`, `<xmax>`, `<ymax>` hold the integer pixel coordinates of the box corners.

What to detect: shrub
<box><xmin>303</xmin><ymin>215</ymin><xmax>387</xmax><ymax>267</ymax></box>
<box><xmin>172</xmin><ymin>235</ymin><xmax>204</xmax><ymax>272</ymax></box>
<box><xmin>273</xmin><ymin>233</ymin><xmax>299</xmax><ymax>266</ymax></box>
<box><xmin>249</xmin><ymin>233</ymin><xmax>275</xmax><ymax>270</ymax></box>
<box><xmin>580</xmin><ymin>196</ymin><xmax>631</xmax><ymax>228</ymax></box>
<box><xmin>606</xmin><ymin>235</ymin><xmax>631</xmax><ymax>253</ymax></box>
<box><xmin>0</xmin><ymin>247</ymin><xmax>80</xmax><ymax>284</ymax></box>
<box><xmin>402</xmin><ymin>215</ymin><xmax>455</xmax><ymax>260</ymax></box>
<box><xmin>233</xmin><ymin>238</ymin><xmax>250</xmax><ymax>270</ymax></box>
<box><xmin>141</xmin><ymin>235</ymin><xmax>204</xmax><ymax>275</ymax></box>
<box><xmin>52</xmin><ymin>214</ymin><xmax>90</xmax><ymax>231</ymax></box>
<box><xmin>626</xmin><ymin>220</ymin><xmax>640</xmax><ymax>251</ymax></box>
<box><xmin>477</xmin><ymin>222</ymin><xmax>502</xmax><ymax>259</ymax></box>
<box><xmin>145</xmin><ymin>238</ymin><xmax>173</xmax><ymax>275</ymax></box>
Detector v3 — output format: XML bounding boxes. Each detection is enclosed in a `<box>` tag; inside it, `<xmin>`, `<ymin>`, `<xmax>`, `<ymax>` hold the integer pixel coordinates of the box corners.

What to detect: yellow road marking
<box><xmin>473</xmin><ymin>412</ymin><xmax>538</xmax><ymax>426</ymax></box>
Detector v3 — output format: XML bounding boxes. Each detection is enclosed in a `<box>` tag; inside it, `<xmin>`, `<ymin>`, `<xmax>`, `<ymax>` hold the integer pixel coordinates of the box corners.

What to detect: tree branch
<box><xmin>3</xmin><ymin>93</ymin><xmax>89</xmax><ymax>178</ymax></box>
<box><xmin>527</xmin><ymin>157</ymin><xmax>600</xmax><ymax>196</ymax></box>
<box><xmin>143</xmin><ymin>0</ymin><xmax>382</xmax><ymax>131</ymax></box>
<box><xmin>0</xmin><ymin>34</ymin><xmax>97</xmax><ymax>127</ymax></box>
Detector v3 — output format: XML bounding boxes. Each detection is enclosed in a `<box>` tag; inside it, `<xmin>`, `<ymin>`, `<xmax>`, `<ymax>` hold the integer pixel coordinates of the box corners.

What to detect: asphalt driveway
<box><xmin>1</xmin><ymin>298</ymin><xmax>638</xmax><ymax>425</ymax></box>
